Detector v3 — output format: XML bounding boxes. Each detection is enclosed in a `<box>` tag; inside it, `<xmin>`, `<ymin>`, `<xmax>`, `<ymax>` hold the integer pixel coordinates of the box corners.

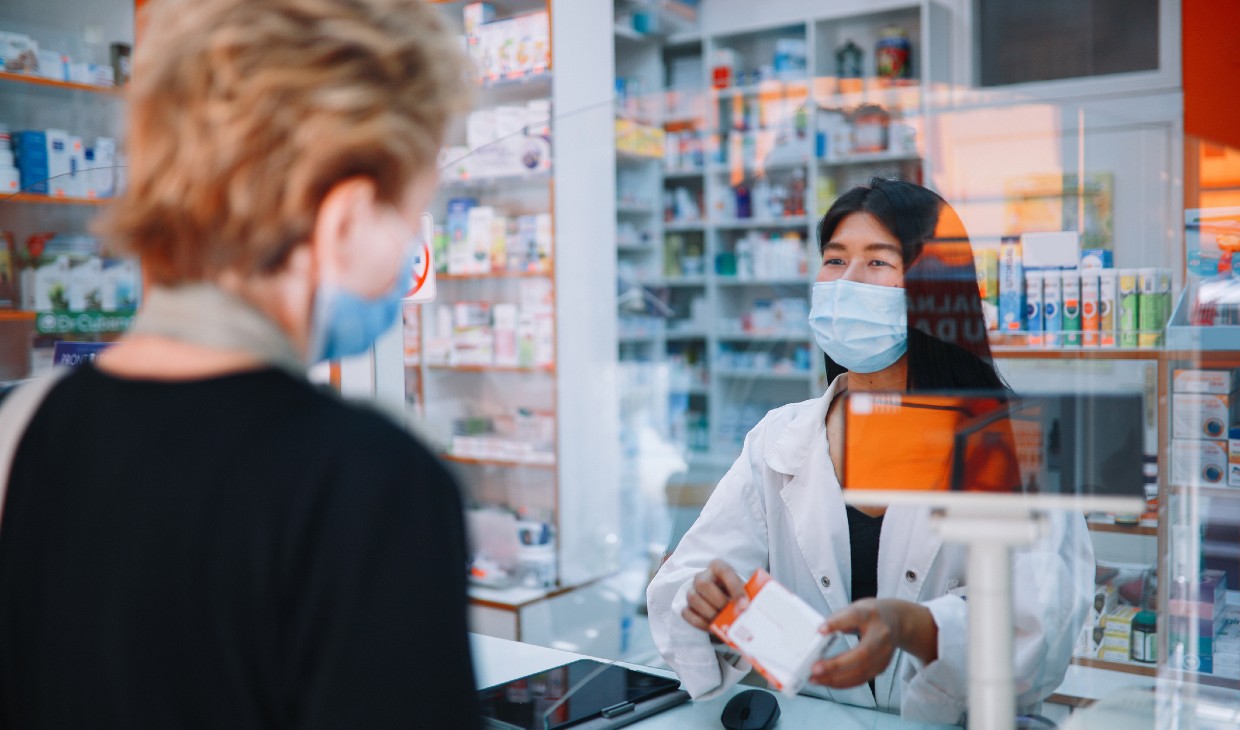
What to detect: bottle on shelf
<box><xmin>875</xmin><ymin>25</ymin><xmax>913</xmax><ymax>86</ymax></box>
<box><xmin>835</xmin><ymin>40</ymin><xmax>864</xmax><ymax>95</ymax></box>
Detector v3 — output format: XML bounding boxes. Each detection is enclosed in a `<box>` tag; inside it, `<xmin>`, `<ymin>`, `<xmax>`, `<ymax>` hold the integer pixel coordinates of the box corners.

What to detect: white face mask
<box><xmin>809</xmin><ymin>280</ymin><xmax>908</xmax><ymax>373</ymax></box>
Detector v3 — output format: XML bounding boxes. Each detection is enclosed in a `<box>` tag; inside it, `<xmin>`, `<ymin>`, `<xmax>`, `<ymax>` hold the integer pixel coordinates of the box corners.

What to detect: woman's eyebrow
<box><xmin>822</xmin><ymin>241</ymin><xmax>901</xmax><ymax>253</ymax></box>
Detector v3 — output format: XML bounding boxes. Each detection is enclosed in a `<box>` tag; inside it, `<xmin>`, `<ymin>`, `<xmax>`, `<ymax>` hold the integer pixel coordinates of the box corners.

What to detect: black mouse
<box><xmin>720</xmin><ymin>688</ymin><xmax>780</xmax><ymax>730</ymax></box>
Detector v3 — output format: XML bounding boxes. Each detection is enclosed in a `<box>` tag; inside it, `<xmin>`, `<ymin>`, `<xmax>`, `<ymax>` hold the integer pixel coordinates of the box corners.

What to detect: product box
<box><xmin>45</xmin><ymin>129</ymin><xmax>71</xmax><ymax>198</ymax></box>
<box><xmin>67</xmin><ymin>135</ymin><xmax>85</xmax><ymax>198</ymax></box>
<box><xmin>466</xmin><ymin>109</ymin><xmax>497</xmax><ymax>153</ymax></box>
<box><xmin>466</xmin><ymin>206</ymin><xmax>495</xmax><ymax>275</ymax></box>
<box><xmin>488</xmin><ymin>215</ymin><xmax>508</xmax><ymax>272</ymax></box>
<box><xmin>35</xmin><ymin>50</ymin><xmax>65</xmax><ymax>81</ymax></box>
<box><xmin>975</xmin><ymin>249</ymin><xmax>998</xmax><ymax>330</ymax></box>
<box><xmin>1170</xmin><ymin>569</ymin><xmax>1228</xmax><ymax>613</ymax></box>
<box><xmin>1231</xmin><ymin>428</ymin><xmax>1240</xmax><ymax>488</ymax></box>
<box><xmin>1024</xmin><ymin>270</ymin><xmax>1044</xmax><ymax>345</ymax></box>
<box><xmin>1173</xmin><ymin>393</ymin><xmax>1238</xmax><ymax>440</ymax></box>
<box><xmin>1098</xmin><ymin>606</ymin><xmax>1139</xmax><ymax>662</ymax></box>
<box><xmin>451</xmin><ymin>301</ymin><xmax>493</xmax><ymax>366</ymax></box>
<box><xmin>1062</xmin><ymin>271</ymin><xmax>1081</xmax><ymax>346</ymax></box>
<box><xmin>1043</xmin><ymin>270</ymin><xmax>1063</xmax><ymax>346</ymax></box>
<box><xmin>1081</xmin><ymin>272</ymin><xmax>1100</xmax><ymax>346</ymax></box>
<box><xmin>1171</xmin><ymin>439</ymin><xmax>1229</xmax><ymax>487</ymax></box>
<box><xmin>1118</xmin><ymin>269</ymin><xmax>1140</xmax><ymax>348</ymax></box>
<box><xmin>1099</xmin><ymin>269</ymin><xmax>1118</xmax><ymax>347</ymax></box>
<box><xmin>1138</xmin><ymin>268</ymin><xmax>1170</xmax><ymax>348</ymax></box>
<box><xmin>492</xmin><ymin>303</ymin><xmax>518</xmax><ymax>367</ymax></box>
<box><xmin>1081</xmin><ymin>249</ymin><xmax>1114</xmax><ymax>270</ymax></box>
<box><xmin>0</xmin><ymin>32</ymin><xmax>38</xmax><ymax>73</ymax></box>
<box><xmin>709</xmin><ymin>569</ymin><xmax>840</xmax><ymax>696</ymax></box>
<box><xmin>1021</xmin><ymin>231</ymin><xmax>1080</xmax><ymax>269</ymax></box>
<box><xmin>463</xmin><ymin>2</ymin><xmax>496</xmax><ymax>37</ymax></box>
<box><xmin>998</xmin><ymin>240</ymin><xmax>1023</xmax><ymax>332</ymax></box>
<box><xmin>67</xmin><ymin>256</ymin><xmax>102</xmax><ymax>311</ymax></box>
<box><xmin>1174</xmin><ymin>369</ymin><xmax>1240</xmax><ymax>395</ymax></box>
<box><xmin>534</xmin><ymin>213</ymin><xmax>553</xmax><ymax>273</ymax></box>
<box><xmin>14</xmin><ymin>130</ymin><xmax>48</xmax><ymax>195</ymax></box>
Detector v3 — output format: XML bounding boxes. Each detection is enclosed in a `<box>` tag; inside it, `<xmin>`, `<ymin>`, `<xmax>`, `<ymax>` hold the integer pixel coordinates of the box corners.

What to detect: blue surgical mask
<box><xmin>309</xmin><ymin>248</ymin><xmax>415</xmax><ymax>363</ymax></box>
<box><xmin>809</xmin><ymin>279</ymin><xmax>908</xmax><ymax>373</ymax></box>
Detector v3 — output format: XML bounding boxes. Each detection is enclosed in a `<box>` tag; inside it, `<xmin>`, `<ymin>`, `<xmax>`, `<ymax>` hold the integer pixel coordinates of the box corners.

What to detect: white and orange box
<box><xmin>709</xmin><ymin>569</ymin><xmax>839</xmax><ymax>697</ymax></box>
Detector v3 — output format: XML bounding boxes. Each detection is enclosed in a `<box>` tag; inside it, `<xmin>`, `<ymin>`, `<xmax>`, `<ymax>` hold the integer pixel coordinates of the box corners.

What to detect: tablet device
<box><xmin>478</xmin><ymin>659</ymin><xmax>688</xmax><ymax>730</ymax></box>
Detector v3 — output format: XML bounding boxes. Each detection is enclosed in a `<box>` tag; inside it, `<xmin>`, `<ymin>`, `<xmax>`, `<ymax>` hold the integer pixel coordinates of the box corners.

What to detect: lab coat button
<box><xmin>905</xmin><ymin>570</ymin><xmax>917</xmax><ymax>583</ymax></box>
<box><xmin>821</xmin><ymin>576</ymin><xmax>831</xmax><ymax>588</ymax></box>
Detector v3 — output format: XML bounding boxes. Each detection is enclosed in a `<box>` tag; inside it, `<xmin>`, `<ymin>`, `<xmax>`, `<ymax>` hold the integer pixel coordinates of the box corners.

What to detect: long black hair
<box><xmin>817</xmin><ymin>178</ymin><xmax>1006</xmax><ymax>392</ymax></box>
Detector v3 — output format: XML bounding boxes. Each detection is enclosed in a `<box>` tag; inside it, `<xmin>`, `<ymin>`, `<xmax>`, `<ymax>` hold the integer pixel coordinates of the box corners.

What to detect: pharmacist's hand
<box><xmin>809</xmin><ymin>598</ymin><xmax>937</xmax><ymax>689</ymax></box>
<box><xmin>681</xmin><ymin>560</ymin><xmax>749</xmax><ymax>632</ymax></box>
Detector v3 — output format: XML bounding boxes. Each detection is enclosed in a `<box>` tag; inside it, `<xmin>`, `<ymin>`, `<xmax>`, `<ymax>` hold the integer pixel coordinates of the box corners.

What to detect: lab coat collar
<box><xmin>763</xmin><ymin>374</ymin><xmax>844</xmax><ymax>476</ymax></box>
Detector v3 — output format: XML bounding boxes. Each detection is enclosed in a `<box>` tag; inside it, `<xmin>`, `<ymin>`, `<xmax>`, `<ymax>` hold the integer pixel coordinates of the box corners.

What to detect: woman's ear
<box><xmin>310</xmin><ymin>177</ymin><xmax>380</xmax><ymax>283</ymax></box>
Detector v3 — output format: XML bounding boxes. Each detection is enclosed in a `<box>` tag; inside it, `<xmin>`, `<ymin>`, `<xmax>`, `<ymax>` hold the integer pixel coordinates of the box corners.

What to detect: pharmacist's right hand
<box><xmin>681</xmin><ymin>560</ymin><xmax>749</xmax><ymax>632</ymax></box>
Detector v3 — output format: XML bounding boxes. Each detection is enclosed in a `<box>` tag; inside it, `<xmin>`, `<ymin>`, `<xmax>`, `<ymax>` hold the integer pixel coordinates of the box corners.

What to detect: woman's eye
<box><xmin>869</xmin><ymin>259</ymin><xmax>894</xmax><ymax>268</ymax></box>
<box><xmin>822</xmin><ymin>257</ymin><xmax>845</xmax><ymax>266</ymax></box>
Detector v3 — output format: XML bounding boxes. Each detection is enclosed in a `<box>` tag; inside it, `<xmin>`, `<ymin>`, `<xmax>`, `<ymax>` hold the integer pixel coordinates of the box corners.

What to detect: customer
<box><xmin>0</xmin><ymin>1</ymin><xmax>479</xmax><ymax>727</ymax></box>
<box><xmin>647</xmin><ymin>179</ymin><xmax>1092</xmax><ymax>725</ymax></box>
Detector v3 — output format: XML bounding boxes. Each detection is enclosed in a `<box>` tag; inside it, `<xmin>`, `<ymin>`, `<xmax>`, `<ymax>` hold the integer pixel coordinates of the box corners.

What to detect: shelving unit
<box><xmin>0</xmin><ymin>0</ymin><xmax>135</xmax><ymax>381</ymax></box>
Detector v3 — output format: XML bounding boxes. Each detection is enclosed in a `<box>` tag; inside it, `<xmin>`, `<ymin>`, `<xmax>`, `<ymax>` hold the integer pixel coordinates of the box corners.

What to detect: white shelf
<box><xmin>707</xmin><ymin>159</ymin><xmax>812</xmax><ymax>175</ymax></box>
<box><xmin>664</xmin><ymin>220</ymin><xmax>707</xmax><ymax>231</ymax></box>
<box><xmin>477</xmin><ymin>71</ymin><xmax>553</xmax><ymax>91</ymax></box>
<box><xmin>617</xmin><ymin>203</ymin><xmax>658</xmax><ymax>215</ymax></box>
<box><xmin>716</xmin><ymin>368</ymin><xmax>814</xmax><ymax>382</ymax></box>
<box><xmin>714</xmin><ymin>217</ymin><xmax>812</xmax><ymax>230</ymax></box>
<box><xmin>613</xmin><ymin>23</ymin><xmax>648</xmax><ymax>43</ymax></box>
<box><xmin>647</xmin><ymin>276</ymin><xmax>708</xmax><ymax>287</ymax></box>
<box><xmin>441</xmin><ymin>171</ymin><xmax>552</xmax><ymax>189</ymax></box>
<box><xmin>717</xmin><ymin>331</ymin><xmax>809</xmax><ymax>342</ymax></box>
<box><xmin>617</xmin><ymin>242</ymin><xmax>657</xmax><ymax>253</ymax></box>
<box><xmin>715</xmin><ymin>277</ymin><xmax>810</xmax><ymax>287</ymax></box>
<box><xmin>818</xmin><ymin>151</ymin><xmax>921</xmax><ymax>168</ymax></box>
<box><xmin>663</xmin><ymin>167</ymin><xmax>706</xmax><ymax>180</ymax></box>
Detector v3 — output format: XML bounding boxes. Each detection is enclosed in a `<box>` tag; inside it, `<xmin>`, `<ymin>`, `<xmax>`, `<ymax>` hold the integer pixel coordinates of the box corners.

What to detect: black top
<box><xmin>0</xmin><ymin>364</ymin><xmax>480</xmax><ymax>729</ymax></box>
<box><xmin>846</xmin><ymin>505</ymin><xmax>883</xmax><ymax>603</ymax></box>
<box><xmin>846</xmin><ymin>504</ymin><xmax>884</xmax><ymax>699</ymax></box>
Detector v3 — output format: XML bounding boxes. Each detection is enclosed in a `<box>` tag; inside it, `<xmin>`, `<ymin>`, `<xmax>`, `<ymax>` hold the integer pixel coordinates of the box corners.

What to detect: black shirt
<box><xmin>846</xmin><ymin>505</ymin><xmax>884</xmax><ymax>699</ymax></box>
<box><xmin>846</xmin><ymin>505</ymin><xmax>883</xmax><ymax>603</ymax></box>
<box><xmin>0</xmin><ymin>364</ymin><xmax>480</xmax><ymax>729</ymax></box>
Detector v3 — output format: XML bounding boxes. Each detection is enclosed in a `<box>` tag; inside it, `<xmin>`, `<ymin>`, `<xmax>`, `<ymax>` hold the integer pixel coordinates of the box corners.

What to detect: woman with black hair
<box><xmin>647</xmin><ymin>179</ymin><xmax>1092</xmax><ymax>724</ymax></box>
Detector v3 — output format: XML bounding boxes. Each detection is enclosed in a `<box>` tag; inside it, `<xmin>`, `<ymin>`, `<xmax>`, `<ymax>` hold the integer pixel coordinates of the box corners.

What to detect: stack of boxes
<box><xmin>439</xmin><ymin>101</ymin><xmax>553</xmax><ymax>183</ymax></box>
<box><xmin>1075</xmin><ymin>564</ymin><xmax>1157</xmax><ymax>664</ymax></box>
<box><xmin>439</xmin><ymin>198</ymin><xmax>552</xmax><ymax>277</ymax></box>
<box><xmin>1169</xmin><ymin>569</ymin><xmax>1229</xmax><ymax>674</ymax></box>
<box><xmin>461</xmin><ymin>4</ymin><xmax>549</xmax><ymax>85</ymax></box>
<box><xmin>1170</xmin><ymin>369</ymin><xmax>1240</xmax><ymax>489</ymax></box>
<box><xmin>989</xmin><ymin>231</ymin><xmax>1172</xmax><ymax>348</ymax></box>
<box><xmin>424</xmin><ymin>279</ymin><xmax>553</xmax><ymax>372</ymax></box>
<box><xmin>12</xmin><ymin>129</ymin><xmax>117</xmax><ymax>199</ymax></box>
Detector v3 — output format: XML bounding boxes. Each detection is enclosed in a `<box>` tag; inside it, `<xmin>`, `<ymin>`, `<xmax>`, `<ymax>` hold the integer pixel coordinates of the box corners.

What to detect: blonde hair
<box><xmin>99</xmin><ymin>0</ymin><xmax>471</xmax><ymax>284</ymax></box>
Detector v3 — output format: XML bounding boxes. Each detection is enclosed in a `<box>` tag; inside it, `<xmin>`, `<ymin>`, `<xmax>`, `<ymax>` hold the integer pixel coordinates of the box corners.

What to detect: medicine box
<box><xmin>1081</xmin><ymin>248</ymin><xmax>1113</xmax><ymax>270</ymax></box>
<box><xmin>1174</xmin><ymin>369</ymin><xmax>1240</xmax><ymax>395</ymax></box>
<box><xmin>1021</xmin><ymin>231</ymin><xmax>1080</xmax><ymax>270</ymax></box>
<box><xmin>1173</xmin><ymin>393</ymin><xmax>1238</xmax><ymax>440</ymax></box>
<box><xmin>1171</xmin><ymin>439</ymin><xmax>1229</xmax><ymax>487</ymax></box>
<box><xmin>710</xmin><ymin>569</ymin><xmax>837</xmax><ymax>696</ymax></box>
<box><xmin>998</xmin><ymin>241</ymin><xmax>1023</xmax><ymax>332</ymax></box>
<box><xmin>15</xmin><ymin>130</ymin><xmax>48</xmax><ymax>194</ymax></box>
<box><xmin>1098</xmin><ymin>606</ymin><xmax>1139</xmax><ymax>662</ymax></box>
<box><xmin>1231</xmin><ymin>429</ymin><xmax>1240</xmax><ymax>487</ymax></box>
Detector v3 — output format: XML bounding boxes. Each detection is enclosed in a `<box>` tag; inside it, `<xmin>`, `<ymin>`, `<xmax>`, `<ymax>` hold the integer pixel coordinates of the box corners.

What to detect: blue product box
<box><xmin>445</xmin><ymin>197</ymin><xmax>476</xmax><ymax>245</ymax></box>
<box><xmin>998</xmin><ymin>240</ymin><xmax>1024</xmax><ymax>332</ymax></box>
<box><xmin>1081</xmin><ymin>248</ymin><xmax>1113</xmax><ymax>269</ymax></box>
<box><xmin>15</xmin><ymin>130</ymin><xmax>49</xmax><ymax>194</ymax></box>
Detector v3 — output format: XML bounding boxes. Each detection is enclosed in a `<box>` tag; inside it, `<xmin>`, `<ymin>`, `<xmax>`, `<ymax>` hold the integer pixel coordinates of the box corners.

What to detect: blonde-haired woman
<box><xmin>0</xmin><ymin>1</ymin><xmax>479</xmax><ymax>727</ymax></box>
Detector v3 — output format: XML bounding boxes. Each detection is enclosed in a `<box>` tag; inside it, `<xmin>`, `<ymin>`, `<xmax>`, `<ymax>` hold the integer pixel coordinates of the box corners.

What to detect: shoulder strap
<box><xmin>0</xmin><ymin>369</ymin><xmax>71</xmax><ymax>528</ymax></box>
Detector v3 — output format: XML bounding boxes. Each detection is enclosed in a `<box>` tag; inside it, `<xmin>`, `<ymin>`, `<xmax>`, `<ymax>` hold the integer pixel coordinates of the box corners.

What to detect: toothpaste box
<box><xmin>1171</xmin><ymin>439</ymin><xmax>1229</xmax><ymax>487</ymax></box>
<box><xmin>710</xmin><ymin>569</ymin><xmax>840</xmax><ymax>696</ymax></box>
<box><xmin>998</xmin><ymin>240</ymin><xmax>1023</xmax><ymax>332</ymax></box>
<box><xmin>1174</xmin><ymin>393</ymin><xmax>1238</xmax><ymax>440</ymax></box>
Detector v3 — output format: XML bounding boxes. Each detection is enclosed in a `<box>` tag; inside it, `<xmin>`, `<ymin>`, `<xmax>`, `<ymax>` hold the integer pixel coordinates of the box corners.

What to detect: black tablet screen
<box><xmin>478</xmin><ymin>659</ymin><xmax>681</xmax><ymax>730</ymax></box>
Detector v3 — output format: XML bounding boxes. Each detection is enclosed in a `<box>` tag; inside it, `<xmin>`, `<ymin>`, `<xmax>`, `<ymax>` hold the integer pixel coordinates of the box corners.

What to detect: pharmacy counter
<box><xmin>470</xmin><ymin>634</ymin><xmax>957</xmax><ymax>729</ymax></box>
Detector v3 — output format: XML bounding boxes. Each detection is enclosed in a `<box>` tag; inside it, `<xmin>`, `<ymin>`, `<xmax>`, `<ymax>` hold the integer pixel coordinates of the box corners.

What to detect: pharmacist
<box><xmin>647</xmin><ymin>179</ymin><xmax>1093</xmax><ymax>725</ymax></box>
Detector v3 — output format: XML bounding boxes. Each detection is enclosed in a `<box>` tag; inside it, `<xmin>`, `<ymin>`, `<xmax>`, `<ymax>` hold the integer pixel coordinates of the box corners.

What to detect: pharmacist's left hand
<box><xmin>809</xmin><ymin>598</ymin><xmax>937</xmax><ymax>689</ymax></box>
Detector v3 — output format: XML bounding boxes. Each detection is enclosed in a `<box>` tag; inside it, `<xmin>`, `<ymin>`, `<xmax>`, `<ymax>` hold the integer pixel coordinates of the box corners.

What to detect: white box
<box><xmin>0</xmin><ymin>32</ymin><xmax>38</xmax><ymax>72</ymax></box>
<box><xmin>1021</xmin><ymin>231</ymin><xmax>1081</xmax><ymax>270</ymax></box>
<box><xmin>1174</xmin><ymin>369</ymin><xmax>1240</xmax><ymax>395</ymax></box>
<box><xmin>1174</xmin><ymin>393</ymin><xmax>1237</xmax><ymax>440</ymax></box>
<box><xmin>45</xmin><ymin>129</ymin><xmax>72</xmax><ymax>198</ymax></box>
<box><xmin>493</xmin><ymin>303</ymin><xmax>518</xmax><ymax>367</ymax></box>
<box><xmin>466</xmin><ymin>109</ymin><xmax>497</xmax><ymax>152</ymax></box>
<box><xmin>36</xmin><ymin>50</ymin><xmax>65</xmax><ymax>81</ymax></box>
<box><xmin>494</xmin><ymin>106</ymin><xmax>528</xmax><ymax>140</ymax></box>
<box><xmin>1171</xmin><ymin>439</ymin><xmax>1229</xmax><ymax>487</ymax></box>
<box><xmin>67</xmin><ymin>135</ymin><xmax>85</xmax><ymax>198</ymax></box>
<box><xmin>466</xmin><ymin>206</ymin><xmax>494</xmax><ymax>275</ymax></box>
<box><xmin>709</xmin><ymin>570</ymin><xmax>838</xmax><ymax>696</ymax></box>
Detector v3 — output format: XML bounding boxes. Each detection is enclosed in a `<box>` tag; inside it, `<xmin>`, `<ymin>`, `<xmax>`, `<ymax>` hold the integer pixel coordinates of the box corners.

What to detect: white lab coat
<box><xmin>647</xmin><ymin>376</ymin><xmax>1094</xmax><ymax>725</ymax></box>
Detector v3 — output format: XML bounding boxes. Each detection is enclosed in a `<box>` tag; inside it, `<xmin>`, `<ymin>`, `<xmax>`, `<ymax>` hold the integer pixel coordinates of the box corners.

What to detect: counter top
<box><xmin>470</xmin><ymin>634</ymin><xmax>957</xmax><ymax>729</ymax></box>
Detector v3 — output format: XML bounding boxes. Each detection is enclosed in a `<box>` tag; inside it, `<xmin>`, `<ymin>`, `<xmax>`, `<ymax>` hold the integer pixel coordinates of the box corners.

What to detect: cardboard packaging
<box><xmin>1170</xmin><ymin>439</ymin><xmax>1229</xmax><ymax>487</ymax></box>
<box><xmin>1173</xmin><ymin>369</ymin><xmax>1240</xmax><ymax>395</ymax></box>
<box><xmin>710</xmin><ymin>570</ymin><xmax>839</xmax><ymax>696</ymax></box>
<box><xmin>998</xmin><ymin>240</ymin><xmax>1023</xmax><ymax>332</ymax></box>
<box><xmin>1173</xmin><ymin>393</ymin><xmax>1237</xmax><ymax>440</ymax></box>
